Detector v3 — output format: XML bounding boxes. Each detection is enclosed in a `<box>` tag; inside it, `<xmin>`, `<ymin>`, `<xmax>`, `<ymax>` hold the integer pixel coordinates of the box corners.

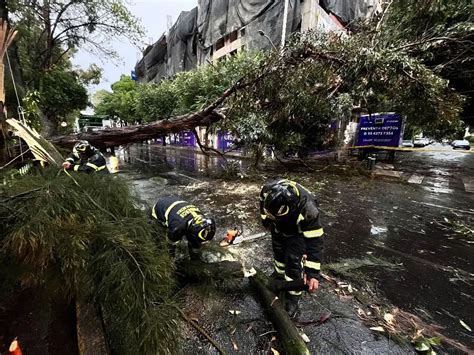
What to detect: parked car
<box><xmin>451</xmin><ymin>140</ymin><xmax>471</xmax><ymax>150</ymax></box>
<box><xmin>413</xmin><ymin>138</ymin><xmax>430</xmax><ymax>147</ymax></box>
<box><xmin>401</xmin><ymin>140</ymin><xmax>414</xmax><ymax>148</ymax></box>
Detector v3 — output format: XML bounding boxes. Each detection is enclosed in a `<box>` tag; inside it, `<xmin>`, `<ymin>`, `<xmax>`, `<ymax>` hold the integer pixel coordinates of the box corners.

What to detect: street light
<box><xmin>258</xmin><ymin>30</ymin><xmax>277</xmax><ymax>51</ymax></box>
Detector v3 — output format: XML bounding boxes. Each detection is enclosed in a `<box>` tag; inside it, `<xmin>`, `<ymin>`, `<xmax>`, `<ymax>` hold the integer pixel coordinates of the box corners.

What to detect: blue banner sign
<box><xmin>356</xmin><ymin>113</ymin><xmax>404</xmax><ymax>147</ymax></box>
<box><xmin>169</xmin><ymin>131</ymin><xmax>196</xmax><ymax>147</ymax></box>
<box><xmin>217</xmin><ymin>131</ymin><xmax>236</xmax><ymax>151</ymax></box>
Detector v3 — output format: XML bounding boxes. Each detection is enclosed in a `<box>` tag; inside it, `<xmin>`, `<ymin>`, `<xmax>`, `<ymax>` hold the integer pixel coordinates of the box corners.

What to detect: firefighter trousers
<box><xmin>271</xmin><ymin>229</ymin><xmax>305</xmax><ymax>296</ymax></box>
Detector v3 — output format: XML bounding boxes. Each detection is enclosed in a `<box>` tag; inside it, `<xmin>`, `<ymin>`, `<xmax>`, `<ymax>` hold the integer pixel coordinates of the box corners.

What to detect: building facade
<box><xmin>134</xmin><ymin>0</ymin><xmax>380</xmax><ymax>152</ymax></box>
<box><xmin>135</xmin><ymin>0</ymin><xmax>379</xmax><ymax>83</ymax></box>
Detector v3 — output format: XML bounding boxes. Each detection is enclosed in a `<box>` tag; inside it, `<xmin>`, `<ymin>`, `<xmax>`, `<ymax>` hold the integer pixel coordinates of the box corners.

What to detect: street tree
<box><xmin>374</xmin><ymin>0</ymin><xmax>474</xmax><ymax>128</ymax></box>
<box><xmin>95</xmin><ymin>75</ymin><xmax>138</xmax><ymax>124</ymax></box>
<box><xmin>6</xmin><ymin>0</ymin><xmax>143</xmax><ymax>136</ymax></box>
<box><xmin>53</xmin><ymin>1</ymin><xmax>469</xmax><ymax>154</ymax></box>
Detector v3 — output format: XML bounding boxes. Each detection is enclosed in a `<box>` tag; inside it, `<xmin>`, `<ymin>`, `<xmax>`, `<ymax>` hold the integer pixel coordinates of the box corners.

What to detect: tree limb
<box><xmin>193</xmin><ymin>128</ymin><xmax>227</xmax><ymax>161</ymax></box>
<box><xmin>395</xmin><ymin>35</ymin><xmax>474</xmax><ymax>51</ymax></box>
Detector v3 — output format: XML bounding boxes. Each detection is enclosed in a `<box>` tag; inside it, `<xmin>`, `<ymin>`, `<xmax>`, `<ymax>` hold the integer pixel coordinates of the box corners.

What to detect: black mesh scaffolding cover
<box><xmin>320</xmin><ymin>0</ymin><xmax>379</xmax><ymax>24</ymax></box>
<box><xmin>136</xmin><ymin>0</ymin><xmax>302</xmax><ymax>83</ymax></box>
<box><xmin>135</xmin><ymin>7</ymin><xmax>198</xmax><ymax>83</ymax></box>
<box><xmin>197</xmin><ymin>0</ymin><xmax>300</xmax><ymax>62</ymax></box>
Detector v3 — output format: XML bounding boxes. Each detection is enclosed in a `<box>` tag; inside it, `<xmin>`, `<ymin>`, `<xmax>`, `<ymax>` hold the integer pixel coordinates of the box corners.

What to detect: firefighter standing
<box><xmin>260</xmin><ymin>178</ymin><xmax>324</xmax><ymax>316</ymax></box>
<box><xmin>62</xmin><ymin>140</ymin><xmax>109</xmax><ymax>174</ymax></box>
<box><xmin>151</xmin><ymin>196</ymin><xmax>216</xmax><ymax>258</ymax></box>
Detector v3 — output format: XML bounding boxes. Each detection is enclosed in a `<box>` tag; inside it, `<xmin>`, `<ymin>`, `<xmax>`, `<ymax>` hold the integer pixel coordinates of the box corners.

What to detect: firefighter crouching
<box><xmin>62</xmin><ymin>140</ymin><xmax>109</xmax><ymax>174</ymax></box>
<box><xmin>260</xmin><ymin>178</ymin><xmax>324</xmax><ymax>317</ymax></box>
<box><xmin>150</xmin><ymin>197</ymin><xmax>216</xmax><ymax>259</ymax></box>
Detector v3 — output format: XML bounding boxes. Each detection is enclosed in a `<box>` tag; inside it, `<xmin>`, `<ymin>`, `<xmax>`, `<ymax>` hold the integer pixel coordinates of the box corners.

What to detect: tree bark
<box><xmin>250</xmin><ymin>268</ymin><xmax>310</xmax><ymax>355</ymax></box>
<box><xmin>177</xmin><ymin>259</ymin><xmax>310</xmax><ymax>355</ymax></box>
<box><xmin>50</xmin><ymin>110</ymin><xmax>225</xmax><ymax>149</ymax></box>
<box><xmin>38</xmin><ymin>109</ymin><xmax>58</xmax><ymax>137</ymax></box>
<box><xmin>178</xmin><ymin>260</ymin><xmax>244</xmax><ymax>282</ymax></box>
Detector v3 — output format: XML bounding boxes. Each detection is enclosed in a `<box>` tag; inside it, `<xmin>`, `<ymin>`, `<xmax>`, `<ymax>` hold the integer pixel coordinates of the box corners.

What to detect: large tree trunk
<box><xmin>250</xmin><ymin>268</ymin><xmax>310</xmax><ymax>355</ymax></box>
<box><xmin>50</xmin><ymin>110</ymin><xmax>225</xmax><ymax>149</ymax></box>
<box><xmin>38</xmin><ymin>110</ymin><xmax>58</xmax><ymax>137</ymax></box>
<box><xmin>178</xmin><ymin>259</ymin><xmax>310</xmax><ymax>355</ymax></box>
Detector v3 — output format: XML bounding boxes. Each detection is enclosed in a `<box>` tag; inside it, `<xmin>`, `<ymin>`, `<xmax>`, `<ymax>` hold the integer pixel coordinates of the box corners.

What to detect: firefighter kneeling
<box><xmin>150</xmin><ymin>197</ymin><xmax>216</xmax><ymax>259</ymax></box>
<box><xmin>62</xmin><ymin>140</ymin><xmax>109</xmax><ymax>174</ymax></box>
<box><xmin>260</xmin><ymin>178</ymin><xmax>324</xmax><ymax>317</ymax></box>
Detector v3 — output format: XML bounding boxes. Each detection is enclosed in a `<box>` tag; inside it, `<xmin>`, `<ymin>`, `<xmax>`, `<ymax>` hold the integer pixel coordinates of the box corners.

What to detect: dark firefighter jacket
<box><xmin>65</xmin><ymin>149</ymin><xmax>109</xmax><ymax>174</ymax></box>
<box><xmin>260</xmin><ymin>178</ymin><xmax>324</xmax><ymax>280</ymax></box>
<box><xmin>151</xmin><ymin>196</ymin><xmax>204</xmax><ymax>248</ymax></box>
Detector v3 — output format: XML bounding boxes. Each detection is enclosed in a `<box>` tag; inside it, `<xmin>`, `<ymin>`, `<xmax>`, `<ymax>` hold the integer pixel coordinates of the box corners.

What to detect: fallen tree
<box><xmin>50</xmin><ymin>110</ymin><xmax>226</xmax><ymax>149</ymax></box>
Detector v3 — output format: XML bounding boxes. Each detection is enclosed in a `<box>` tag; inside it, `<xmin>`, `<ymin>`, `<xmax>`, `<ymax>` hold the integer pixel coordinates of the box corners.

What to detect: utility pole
<box><xmin>280</xmin><ymin>0</ymin><xmax>289</xmax><ymax>51</ymax></box>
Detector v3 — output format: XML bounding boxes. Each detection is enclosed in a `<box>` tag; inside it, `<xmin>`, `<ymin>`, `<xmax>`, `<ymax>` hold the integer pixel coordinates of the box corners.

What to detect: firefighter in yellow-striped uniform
<box><xmin>62</xmin><ymin>140</ymin><xmax>109</xmax><ymax>174</ymax></box>
<box><xmin>151</xmin><ymin>197</ymin><xmax>216</xmax><ymax>259</ymax></box>
<box><xmin>260</xmin><ymin>178</ymin><xmax>324</xmax><ymax>317</ymax></box>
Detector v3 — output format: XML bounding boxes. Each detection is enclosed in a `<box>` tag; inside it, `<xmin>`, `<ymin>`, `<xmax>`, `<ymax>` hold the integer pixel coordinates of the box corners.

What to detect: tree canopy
<box><xmin>5</xmin><ymin>0</ymin><xmax>143</xmax><ymax>136</ymax></box>
<box><xmin>88</xmin><ymin>0</ymin><xmax>470</xmax><ymax>155</ymax></box>
<box><xmin>94</xmin><ymin>75</ymin><xmax>139</xmax><ymax>124</ymax></box>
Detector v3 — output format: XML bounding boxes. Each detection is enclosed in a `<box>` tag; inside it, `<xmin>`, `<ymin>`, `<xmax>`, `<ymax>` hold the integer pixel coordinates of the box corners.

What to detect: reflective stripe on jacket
<box><xmin>65</xmin><ymin>149</ymin><xmax>109</xmax><ymax>174</ymax></box>
<box><xmin>260</xmin><ymin>178</ymin><xmax>324</xmax><ymax>279</ymax></box>
<box><xmin>151</xmin><ymin>196</ymin><xmax>203</xmax><ymax>246</ymax></box>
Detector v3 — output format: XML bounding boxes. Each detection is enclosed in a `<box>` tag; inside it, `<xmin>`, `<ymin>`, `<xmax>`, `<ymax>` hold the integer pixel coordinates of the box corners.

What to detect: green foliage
<box><xmin>95</xmin><ymin>75</ymin><xmax>138</xmax><ymax>123</ymax></box>
<box><xmin>377</xmin><ymin>0</ymin><xmax>474</xmax><ymax>125</ymax></box>
<box><xmin>77</xmin><ymin>64</ymin><xmax>103</xmax><ymax>86</ymax></box>
<box><xmin>39</xmin><ymin>69</ymin><xmax>89</xmax><ymax>121</ymax></box>
<box><xmin>134</xmin><ymin>51</ymin><xmax>264</xmax><ymax>122</ymax></box>
<box><xmin>91</xmin><ymin>2</ymin><xmax>469</xmax><ymax>152</ymax></box>
<box><xmin>9</xmin><ymin>0</ymin><xmax>143</xmax><ymax>135</ymax></box>
<box><xmin>0</xmin><ymin>169</ymin><xmax>178</xmax><ymax>354</ymax></box>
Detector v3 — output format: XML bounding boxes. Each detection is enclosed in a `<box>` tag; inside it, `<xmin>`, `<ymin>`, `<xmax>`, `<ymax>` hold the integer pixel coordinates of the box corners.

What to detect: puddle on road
<box><xmin>370</xmin><ymin>225</ymin><xmax>388</xmax><ymax>237</ymax></box>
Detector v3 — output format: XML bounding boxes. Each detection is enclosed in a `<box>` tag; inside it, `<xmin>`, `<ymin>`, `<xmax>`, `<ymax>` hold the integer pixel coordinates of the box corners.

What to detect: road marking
<box><xmin>408</xmin><ymin>174</ymin><xmax>424</xmax><ymax>184</ymax></box>
<box><xmin>463</xmin><ymin>178</ymin><xmax>474</xmax><ymax>193</ymax></box>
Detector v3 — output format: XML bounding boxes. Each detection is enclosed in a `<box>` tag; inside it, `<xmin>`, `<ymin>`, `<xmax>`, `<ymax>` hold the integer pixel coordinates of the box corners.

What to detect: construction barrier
<box><xmin>350</xmin><ymin>145</ymin><xmax>474</xmax><ymax>153</ymax></box>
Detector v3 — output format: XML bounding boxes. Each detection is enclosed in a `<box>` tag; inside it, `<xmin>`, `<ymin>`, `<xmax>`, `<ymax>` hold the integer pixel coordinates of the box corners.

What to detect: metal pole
<box><xmin>258</xmin><ymin>30</ymin><xmax>277</xmax><ymax>51</ymax></box>
<box><xmin>281</xmin><ymin>0</ymin><xmax>289</xmax><ymax>50</ymax></box>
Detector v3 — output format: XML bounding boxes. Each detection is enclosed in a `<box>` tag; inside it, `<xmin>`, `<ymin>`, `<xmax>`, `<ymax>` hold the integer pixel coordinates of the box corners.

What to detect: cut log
<box><xmin>178</xmin><ymin>259</ymin><xmax>310</xmax><ymax>355</ymax></box>
<box><xmin>250</xmin><ymin>268</ymin><xmax>310</xmax><ymax>355</ymax></box>
<box><xmin>178</xmin><ymin>259</ymin><xmax>244</xmax><ymax>282</ymax></box>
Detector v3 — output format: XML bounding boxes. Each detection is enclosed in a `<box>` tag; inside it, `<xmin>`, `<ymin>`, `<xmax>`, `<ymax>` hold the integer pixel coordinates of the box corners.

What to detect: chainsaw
<box><xmin>219</xmin><ymin>229</ymin><xmax>268</xmax><ymax>247</ymax></box>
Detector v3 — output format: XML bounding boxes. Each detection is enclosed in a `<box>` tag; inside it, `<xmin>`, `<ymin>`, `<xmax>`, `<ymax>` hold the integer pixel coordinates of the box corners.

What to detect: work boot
<box><xmin>285</xmin><ymin>294</ymin><xmax>300</xmax><ymax>318</ymax></box>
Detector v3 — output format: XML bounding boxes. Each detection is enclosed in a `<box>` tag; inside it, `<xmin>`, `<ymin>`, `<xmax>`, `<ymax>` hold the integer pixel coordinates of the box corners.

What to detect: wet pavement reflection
<box><xmin>115</xmin><ymin>143</ymin><xmax>473</xmax><ymax>351</ymax></box>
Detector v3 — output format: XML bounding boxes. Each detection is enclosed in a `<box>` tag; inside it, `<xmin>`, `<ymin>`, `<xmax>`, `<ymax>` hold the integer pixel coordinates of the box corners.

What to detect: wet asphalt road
<box><xmin>321</xmin><ymin>144</ymin><xmax>474</xmax><ymax>348</ymax></box>
<box><xmin>115</xmin><ymin>143</ymin><xmax>473</xmax><ymax>352</ymax></box>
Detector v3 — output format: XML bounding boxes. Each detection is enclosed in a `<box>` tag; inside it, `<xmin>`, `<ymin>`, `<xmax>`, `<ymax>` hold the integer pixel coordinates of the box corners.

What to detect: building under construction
<box><xmin>135</xmin><ymin>0</ymin><xmax>380</xmax><ymax>83</ymax></box>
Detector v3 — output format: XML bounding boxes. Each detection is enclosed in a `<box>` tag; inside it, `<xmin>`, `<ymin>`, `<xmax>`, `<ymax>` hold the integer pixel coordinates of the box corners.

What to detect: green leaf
<box><xmin>427</xmin><ymin>337</ymin><xmax>442</xmax><ymax>346</ymax></box>
<box><xmin>460</xmin><ymin>319</ymin><xmax>472</xmax><ymax>332</ymax></box>
<box><xmin>414</xmin><ymin>340</ymin><xmax>430</xmax><ymax>352</ymax></box>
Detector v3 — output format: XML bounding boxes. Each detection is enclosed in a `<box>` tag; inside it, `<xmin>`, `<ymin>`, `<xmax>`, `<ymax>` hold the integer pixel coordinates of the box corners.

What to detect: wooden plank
<box><xmin>407</xmin><ymin>174</ymin><xmax>424</xmax><ymax>184</ymax></box>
